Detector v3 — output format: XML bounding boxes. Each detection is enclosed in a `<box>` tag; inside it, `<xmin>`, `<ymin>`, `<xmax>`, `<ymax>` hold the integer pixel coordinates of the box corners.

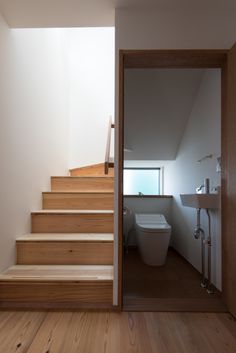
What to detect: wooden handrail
<box><xmin>104</xmin><ymin>116</ymin><xmax>114</xmax><ymax>174</ymax></box>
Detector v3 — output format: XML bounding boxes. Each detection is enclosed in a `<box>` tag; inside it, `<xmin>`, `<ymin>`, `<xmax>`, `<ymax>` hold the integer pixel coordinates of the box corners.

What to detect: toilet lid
<box><xmin>136</xmin><ymin>222</ymin><xmax>171</xmax><ymax>233</ymax></box>
<box><xmin>135</xmin><ymin>213</ymin><xmax>171</xmax><ymax>233</ymax></box>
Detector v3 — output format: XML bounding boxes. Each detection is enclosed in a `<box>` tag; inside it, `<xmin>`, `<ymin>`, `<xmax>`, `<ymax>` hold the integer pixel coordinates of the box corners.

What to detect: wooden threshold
<box><xmin>123</xmin><ymin>297</ymin><xmax>227</xmax><ymax>312</ymax></box>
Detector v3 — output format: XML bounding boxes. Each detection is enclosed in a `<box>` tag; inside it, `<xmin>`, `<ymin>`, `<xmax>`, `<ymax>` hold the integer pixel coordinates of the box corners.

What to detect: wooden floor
<box><xmin>0</xmin><ymin>311</ymin><xmax>235</xmax><ymax>353</ymax></box>
<box><xmin>124</xmin><ymin>248</ymin><xmax>225</xmax><ymax>311</ymax></box>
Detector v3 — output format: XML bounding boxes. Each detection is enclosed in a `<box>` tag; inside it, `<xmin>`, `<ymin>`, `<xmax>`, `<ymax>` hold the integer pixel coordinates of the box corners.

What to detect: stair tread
<box><xmin>0</xmin><ymin>265</ymin><xmax>113</xmax><ymax>282</ymax></box>
<box><xmin>43</xmin><ymin>191</ymin><xmax>114</xmax><ymax>194</ymax></box>
<box><xmin>32</xmin><ymin>210</ymin><xmax>114</xmax><ymax>215</ymax></box>
<box><xmin>52</xmin><ymin>176</ymin><xmax>114</xmax><ymax>179</ymax></box>
<box><xmin>16</xmin><ymin>233</ymin><xmax>114</xmax><ymax>242</ymax></box>
<box><xmin>50</xmin><ymin>190</ymin><xmax>114</xmax><ymax>193</ymax></box>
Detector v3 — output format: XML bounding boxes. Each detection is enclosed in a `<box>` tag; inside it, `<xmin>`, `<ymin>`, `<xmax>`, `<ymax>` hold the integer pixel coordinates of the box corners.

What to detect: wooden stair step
<box><xmin>16</xmin><ymin>233</ymin><xmax>114</xmax><ymax>242</ymax></box>
<box><xmin>70</xmin><ymin>163</ymin><xmax>114</xmax><ymax>177</ymax></box>
<box><xmin>0</xmin><ymin>265</ymin><xmax>113</xmax><ymax>306</ymax></box>
<box><xmin>16</xmin><ymin>233</ymin><xmax>114</xmax><ymax>265</ymax></box>
<box><xmin>32</xmin><ymin>210</ymin><xmax>114</xmax><ymax>214</ymax></box>
<box><xmin>42</xmin><ymin>191</ymin><xmax>114</xmax><ymax>210</ymax></box>
<box><xmin>51</xmin><ymin>176</ymin><xmax>114</xmax><ymax>192</ymax></box>
<box><xmin>31</xmin><ymin>210</ymin><xmax>114</xmax><ymax>233</ymax></box>
<box><xmin>0</xmin><ymin>265</ymin><xmax>113</xmax><ymax>281</ymax></box>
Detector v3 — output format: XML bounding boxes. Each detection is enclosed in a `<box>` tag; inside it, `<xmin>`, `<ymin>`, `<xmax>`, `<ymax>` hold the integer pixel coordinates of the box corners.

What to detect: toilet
<box><xmin>135</xmin><ymin>213</ymin><xmax>171</xmax><ymax>266</ymax></box>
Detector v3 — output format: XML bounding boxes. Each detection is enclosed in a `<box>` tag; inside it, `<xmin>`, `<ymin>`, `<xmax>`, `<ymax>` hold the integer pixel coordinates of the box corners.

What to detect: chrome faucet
<box><xmin>196</xmin><ymin>184</ymin><xmax>205</xmax><ymax>193</ymax></box>
<box><xmin>196</xmin><ymin>178</ymin><xmax>210</xmax><ymax>194</ymax></box>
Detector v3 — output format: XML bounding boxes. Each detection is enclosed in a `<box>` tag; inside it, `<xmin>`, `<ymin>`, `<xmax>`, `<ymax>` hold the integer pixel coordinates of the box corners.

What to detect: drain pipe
<box><xmin>206</xmin><ymin>209</ymin><xmax>214</xmax><ymax>294</ymax></box>
<box><xmin>193</xmin><ymin>208</ymin><xmax>207</xmax><ymax>288</ymax></box>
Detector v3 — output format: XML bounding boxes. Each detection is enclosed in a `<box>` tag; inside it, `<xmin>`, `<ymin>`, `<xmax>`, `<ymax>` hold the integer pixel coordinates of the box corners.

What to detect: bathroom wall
<box><xmin>165</xmin><ymin>69</ymin><xmax>221</xmax><ymax>289</ymax></box>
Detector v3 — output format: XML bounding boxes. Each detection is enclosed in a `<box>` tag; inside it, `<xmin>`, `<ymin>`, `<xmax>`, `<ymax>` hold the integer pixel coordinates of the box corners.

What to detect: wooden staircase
<box><xmin>0</xmin><ymin>163</ymin><xmax>114</xmax><ymax>309</ymax></box>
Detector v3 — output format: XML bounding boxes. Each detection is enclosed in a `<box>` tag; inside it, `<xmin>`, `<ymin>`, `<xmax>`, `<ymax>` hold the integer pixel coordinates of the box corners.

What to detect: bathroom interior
<box><xmin>122</xmin><ymin>68</ymin><xmax>224</xmax><ymax>310</ymax></box>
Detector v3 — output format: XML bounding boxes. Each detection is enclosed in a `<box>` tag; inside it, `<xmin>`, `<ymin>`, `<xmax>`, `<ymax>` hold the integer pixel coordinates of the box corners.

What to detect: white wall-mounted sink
<box><xmin>180</xmin><ymin>194</ymin><xmax>219</xmax><ymax>209</ymax></box>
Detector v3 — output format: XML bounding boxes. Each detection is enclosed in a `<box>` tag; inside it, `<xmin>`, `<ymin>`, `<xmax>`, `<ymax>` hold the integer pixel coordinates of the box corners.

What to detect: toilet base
<box><xmin>135</xmin><ymin>213</ymin><xmax>172</xmax><ymax>267</ymax></box>
<box><xmin>138</xmin><ymin>247</ymin><xmax>168</xmax><ymax>266</ymax></box>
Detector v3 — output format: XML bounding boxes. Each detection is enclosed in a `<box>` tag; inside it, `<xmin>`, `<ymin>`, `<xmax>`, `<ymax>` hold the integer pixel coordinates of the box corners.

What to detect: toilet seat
<box><xmin>136</xmin><ymin>223</ymin><xmax>171</xmax><ymax>233</ymax></box>
<box><xmin>135</xmin><ymin>214</ymin><xmax>171</xmax><ymax>233</ymax></box>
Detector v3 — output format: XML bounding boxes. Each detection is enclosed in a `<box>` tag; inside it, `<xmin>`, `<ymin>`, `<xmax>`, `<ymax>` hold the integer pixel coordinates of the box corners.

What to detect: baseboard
<box><xmin>0</xmin><ymin>301</ymin><xmax>119</xmax><ymax>311</ymax></box>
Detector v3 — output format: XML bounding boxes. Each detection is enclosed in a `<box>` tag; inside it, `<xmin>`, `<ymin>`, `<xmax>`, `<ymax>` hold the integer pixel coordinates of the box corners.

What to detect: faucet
<box><xmin>196</xmin><ymin>178</ymin><xmax>210</xmax><ymax>194</ymax></box>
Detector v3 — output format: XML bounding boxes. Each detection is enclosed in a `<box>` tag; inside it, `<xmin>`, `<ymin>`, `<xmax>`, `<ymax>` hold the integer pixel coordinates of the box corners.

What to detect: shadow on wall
<box><xmin>170</xmin><ymin>197</ymin><xmax>201</xmax><ymax>267</ymax></box>
<box><xmin>170</xmin><ymin>195</ymin><xmax>221</xmax><ymax>290</ymax></box>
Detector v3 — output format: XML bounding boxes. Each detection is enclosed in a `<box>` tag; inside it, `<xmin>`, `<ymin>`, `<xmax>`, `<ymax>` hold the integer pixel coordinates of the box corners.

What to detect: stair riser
<box><xmin>17</xmin><ymin>242</ymin><xmax>113</xmax><ymax>265</ymax></box>
<box><xmin>43</xmin><ymin>193</ymin><xmax>114</xmax><ymax>210</ymax></box>
<box><xmin>31</xmin><ymin>214</ymin><xmax>113</xmax><ymax>233</ymax></box>
<box><xmin>51</xmin><ymin>177</ymin><xmax>114</xmax><ymax>192</ymax></box>
<box><xmin>0</xmin><ymin>282</ymin><xmax>113</xmax><ymax>304</ymax></box>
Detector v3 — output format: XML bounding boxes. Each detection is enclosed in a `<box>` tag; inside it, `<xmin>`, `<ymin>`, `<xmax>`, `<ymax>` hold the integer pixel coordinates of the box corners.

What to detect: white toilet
<box><xmin>135</xmin><ymin>213</ymin><xmax>171</xmax><ymax>266</ymax></box>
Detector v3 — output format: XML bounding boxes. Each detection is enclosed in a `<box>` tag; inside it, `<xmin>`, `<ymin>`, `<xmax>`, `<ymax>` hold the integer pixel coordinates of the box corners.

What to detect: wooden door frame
<box><xmin>118</xmin><ymin>49</ymin><xmax>229</xmax><ymax>310</ymax></box>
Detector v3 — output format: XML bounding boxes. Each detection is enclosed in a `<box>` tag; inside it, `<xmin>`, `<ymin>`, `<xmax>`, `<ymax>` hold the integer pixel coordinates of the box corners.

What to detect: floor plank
<box><xmin>0</xmin><ymin>311</ymin><xmax>46</xmax><ymax>353</ymax></box>
<box><xmin>0</xmin><ymin>311</ymin><xmax>235</xmax><ymax>353</ymax></box>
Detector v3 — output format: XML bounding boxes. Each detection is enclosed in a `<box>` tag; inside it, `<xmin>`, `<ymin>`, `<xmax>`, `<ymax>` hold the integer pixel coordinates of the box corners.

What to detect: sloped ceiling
<box><xmin>0</xmin><ymin>0</ymin><xmax>236</xmax><ymax>27</ymax></box>
<box><xmin>124</xmin><ymin>69</ymin><xmax>204</xmax><ymax>160</ymax></box>
<box><xmin>0</xmin><ymin>0</ymin><xmax>115</xmax><ymax>27</ymax></box>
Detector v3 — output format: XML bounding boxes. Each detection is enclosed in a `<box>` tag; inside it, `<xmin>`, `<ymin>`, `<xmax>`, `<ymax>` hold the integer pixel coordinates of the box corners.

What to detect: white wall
<box><xmin>115</xmin><ymin>8</ymin><xmax>236</xmax><ymax>50</ymax></box>
<box><xmin>0</xmin><ymin>17</ymin><xmax>69</xmax><ymax>271</ymax></box>
<box><xmin>66</xmin><ymin>28</ymin><xmax>115</xmax><ymax>169</ymax></box>
<box><xmin>165</xmin><ymin>70</ymin><xmax>221</xmax><ymax>288</ymax></box>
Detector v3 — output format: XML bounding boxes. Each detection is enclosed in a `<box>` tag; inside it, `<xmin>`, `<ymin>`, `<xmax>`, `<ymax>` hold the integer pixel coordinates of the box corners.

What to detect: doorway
<box><xmin>117</xmin><ymin>50</ymin><xmax>235</xmax><ymax>315</ymax></box>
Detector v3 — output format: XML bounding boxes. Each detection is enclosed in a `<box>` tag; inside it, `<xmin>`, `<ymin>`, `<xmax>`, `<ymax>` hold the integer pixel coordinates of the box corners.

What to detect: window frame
<box><xmin>123</xmin><ymin>167</ymin><xmax>162</xmax><ymax>196</ymax></box>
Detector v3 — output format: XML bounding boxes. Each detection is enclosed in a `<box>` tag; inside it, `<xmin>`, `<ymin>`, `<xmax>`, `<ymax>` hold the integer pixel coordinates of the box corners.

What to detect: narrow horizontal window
<box><xmin>123</xmin><ymin>168</ymin><xmax>161</xmax><ymax>196</ymax></box>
